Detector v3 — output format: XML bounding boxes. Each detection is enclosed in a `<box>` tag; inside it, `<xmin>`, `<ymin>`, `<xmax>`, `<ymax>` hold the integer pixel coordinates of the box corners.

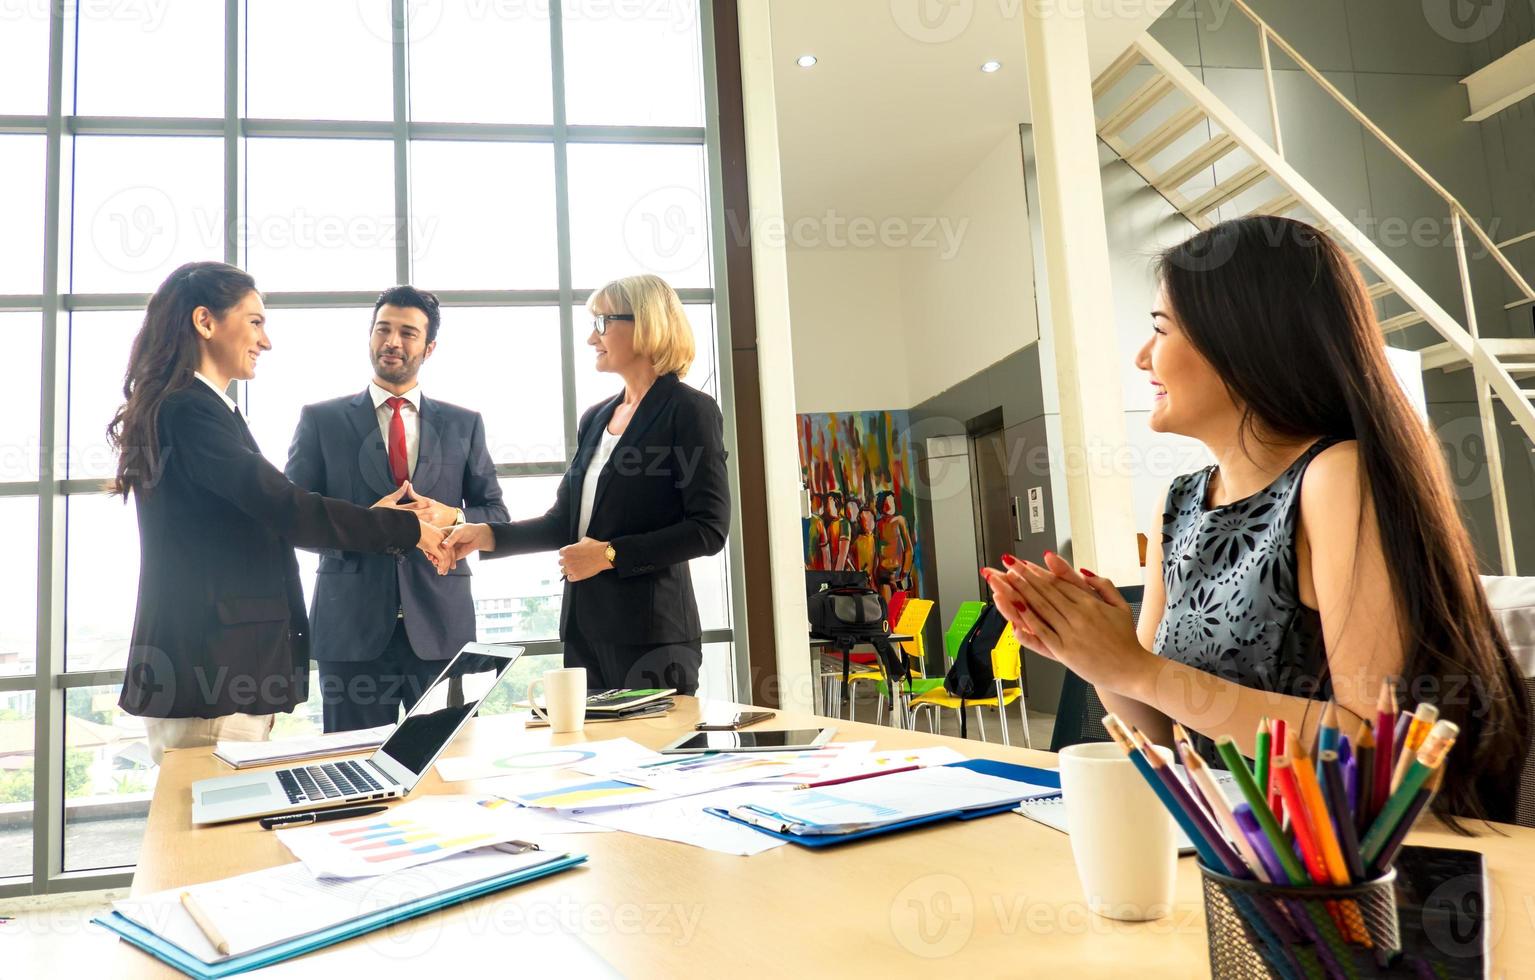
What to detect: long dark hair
<box><xmin>107</xmin><ymin>262</ymin><xmax>258</xmax><ymax>498</ymax></box>
<box><xmin>1158</xmin><ymin>216</ymin><xmax>1529</xmax><ymax>828</ymax></box>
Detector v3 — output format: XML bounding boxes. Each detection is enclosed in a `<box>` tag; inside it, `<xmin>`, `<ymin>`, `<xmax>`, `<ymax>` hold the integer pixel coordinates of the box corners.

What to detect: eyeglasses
<box><xmin>592</xmin><ymin>313</ymin><xmax>635</xmax><ymax>336</ymax></box>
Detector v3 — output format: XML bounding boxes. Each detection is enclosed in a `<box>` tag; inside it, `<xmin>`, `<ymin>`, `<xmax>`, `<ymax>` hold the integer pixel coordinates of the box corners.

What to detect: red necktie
<box><xmin>386</xmin><ymin>396</ymin><xmax>410</xmax><ymax>486</ymax></box>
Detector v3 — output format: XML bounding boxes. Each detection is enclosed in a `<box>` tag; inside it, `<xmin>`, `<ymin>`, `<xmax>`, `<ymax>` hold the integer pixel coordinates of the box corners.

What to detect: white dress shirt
<box><xmin>193</xmin><ymin>372</ymin><xmax>238</xmax><ymax>413</ymax></box>
<box><xmin>577</xmin><ymin>427</ymin><xmax>621</xmax><ymax>539</ymax></box>
<box><xmin>370</xmin><ymin>381</ymin><xmax>421</xmax><ymax>478</ymax></box>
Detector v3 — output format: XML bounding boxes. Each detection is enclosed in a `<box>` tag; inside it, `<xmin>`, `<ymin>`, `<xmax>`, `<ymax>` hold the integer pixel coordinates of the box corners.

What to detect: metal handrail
<box><xmin>1227</xmin><ymin>0</ymin><xmax>1535</xmax><ymax>305</ymax></box>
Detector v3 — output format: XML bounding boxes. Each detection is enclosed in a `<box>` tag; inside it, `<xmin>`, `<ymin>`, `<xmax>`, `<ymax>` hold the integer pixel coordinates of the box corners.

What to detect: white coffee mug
<box><xmin>527</xmin><ymin>667</ymin><xmax>587</xmax><ymax>734</ymax></box>
<box><xmin>1058</xmin><ymin>741</ymin><xmax>1178</xmax><ymax>921</ymax></box>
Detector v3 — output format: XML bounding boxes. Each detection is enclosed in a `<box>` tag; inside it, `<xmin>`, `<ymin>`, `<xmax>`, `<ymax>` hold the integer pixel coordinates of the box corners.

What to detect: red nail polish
<box><xmin>1082</xmin><ymin>568</ymin><xmax>1097</xmax><ymax>578</ymax></box>
<box><xmin>1043</xmin><ymin>550</ymin><xmax>1055</xmax><ymax>559</ymax></box>
<box><xmin>1001</xmin><ymin>553</ymin><xmax>1018</xmax><ymax>566</ymax></box>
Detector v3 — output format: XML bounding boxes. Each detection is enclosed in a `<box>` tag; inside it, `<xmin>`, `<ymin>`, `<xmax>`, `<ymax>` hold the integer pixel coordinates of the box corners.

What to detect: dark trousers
<box><xmin>562</xmin><ymin>615</ymin><xmax>702</xmax><ymax>696</ymax></box>
<box><xmin>317</xmin><ymin>619</ymin><xmax>443</xmax><ymax>733</ymax></box>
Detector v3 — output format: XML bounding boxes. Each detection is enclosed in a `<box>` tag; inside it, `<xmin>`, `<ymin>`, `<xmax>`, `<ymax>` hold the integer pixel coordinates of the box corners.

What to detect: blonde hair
<box><xmin>586</xmin><ymin>274</ymin><xmax>695</xmax><ymax>379</ymax></box>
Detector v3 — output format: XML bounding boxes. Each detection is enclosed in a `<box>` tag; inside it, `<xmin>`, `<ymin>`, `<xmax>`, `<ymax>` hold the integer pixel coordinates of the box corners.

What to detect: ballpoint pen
<box><xmin>258</xmin><ymin>804</ymin><xmax>389</xmax><ymax>830</ymax></box>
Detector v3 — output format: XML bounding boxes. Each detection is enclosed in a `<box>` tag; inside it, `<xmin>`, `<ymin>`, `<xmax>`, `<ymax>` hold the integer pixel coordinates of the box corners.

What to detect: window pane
<box><xmin>572</xmin><ymin>304</ymin><xmax>715</xmax><ymax>414</ymax></box>
<box><xmin>67</xmin><ymin>311</ymin><xmax>140</xmax><ymax>481</ymax></box>
<box><xmin>243</xmin><ymin>139</ymin><xmax>396</xmax><ymax>291</ymax></box>
<box><xmin>691</xmin><ymin>549</ymin><xmax>731</xmax><ymax>632</ymax></box>
<box><xmin>0</xmin><ymin>314</ymin><xmax>43</xmax><ymax>484</ymax></box>
<box><xmin>567</xmin><ymin>143</ymin><xmax>711</xmax><ymax>289</ymax></box>
<box><xmin>65</xmin><ymin>494</ymin><xmax>140</xmax><ymax>672</ymax></box>
<box><xmin>698</xmin><ymin>641</ymin><xmax>734</xmax><ymax>701</ymax></box>
<box><xmin>407</xmin><ymin>4</ymin><xmax>552</xmax><ymax>124</ymax></box>
<box><xmin>562</xmin><ymin>0</ymin><xmax>704</xmax><ymax>126</ymax></box>
<box><xmin>409</xmin><ymin>141</ymin><xmax>558</xmax><ymax>289</ymax></box>
<box><xmin>68</xmin><ymin>136</ymin><xmax>224</xmax><ymax>294</ymax></box>
<box><xmin>62</xmin><ymin>684</ymin><xmax>158</xmax><ymax>872</ymax></box>
<box><xmin>239</xmin><ymin>308</ymin><xmax>372</xmax><ymax>468</ymax></box>
<box><xmin>245</xmin><ymin>0</ymin><xmax>393</xmax><ymax>120</ymax></box>
<box><xmin>0</xmin><ymin>6</ymin><xmax>48</xmax><ymax>114</ymax></box>
<box><xmin>0</xmin><ymin>700</ymin><xmax>35</xmax><ymax>879</ymax></box>
<box><xmin>0</xmin><ymin>136</ymin><xmax>46</xmax><ymax>294</ymax></box>
<box><xmin>473</xmin><ymin>477</ymin><xmax>564</xmax><ymax>643</ymax></box>
<box><xmin>0</xmin><ymin>498</ymin><xmax>39</xmax><ymax>677</ymax></box>
<box><xmin>70</xmin><ymin>0</ymin><xmax>222</xmax><ymax>117</ymax></box>
<box><xmin>425</xmin><ymin>307</ymin><xmax>564</xmax><ymax>464</ymax></box>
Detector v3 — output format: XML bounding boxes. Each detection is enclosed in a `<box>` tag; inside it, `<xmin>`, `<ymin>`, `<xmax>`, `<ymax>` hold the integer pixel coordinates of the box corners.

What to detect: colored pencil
<box><xmin>1315</xmin><ymin>702</ymin><xmax>1338</xmax><ymax>782</ymax></box>
<box><xmin>1132</xmin><ymin>727</ymin><xmax>1248</xmax><ymax>877</ymax></box>
<box><xmin>1371</xmin><ymin>766</ymin><xmax>1445</xmax><ymax>876</ymax></box>
<box><xmin>1362</xmin><ymin>720</ymin><xmax>1459</xmax><ymax>864</ymax></box>
<box><xmin>1169</xmin><ymin>722</ymin><xmax>1217</xmax><ymax>825</ymax></box>
<box><xmin>1338</xmin><ymin>736</ymin><xmax>1357</xmax><ymax>817</ymax></box>
<box><xmin>1102</xmin><ymin>716</ymin><xmax>1228</xmax><ymax>874</ymax></box>
<box><xmin>1182</xmin><ymin>746</ymin><xmax>1271</xmax><ymax>883</ymax></box>
<box><xmin>1268</xmin><ymin>718</ymin><xmax>1287</xmax><ymax>825</ymax></box>
<box><xmin>795</xmin><ymin>764</ymin><xmax>920</xmax><ymax>789</ymax></box>
<box><xmin>1215</xmin><ymin>735</ymin><xmax>1307</xmax><ymax>886</ymax></box>
<box><xmin>1272</xmin><ymin>756</ymin><xmax>1326</xmax><ymax>885</ymax></box>
<box><xmin>1373</xmin><ymin>683</ymin><xmax>1396</xmax><ymax>827</ymax></box>
<box><xmin>1288</xmin><ymin>733</ymin><xmax>1351</xmax><ymax>888</ymax></box>
<box><xmin>1253</xmin><ymin>717</ymin><xmax>1271</xmax><ymax>809</ymax></box>
<box><xmin>1321</xmin><ymin>751</ymin><xmax>1367</xmax><ymax>883</ymax></box>
<box><xmin>1391</xmin><ymin>703</ymin><xmax>1439</xmax><ymax>794</ymax></box>
<box><xmin>1233</xmin><ymin>803</ymin><xmax>1287</xmax><ymax>883</ymax></box>
<box><xmin>1354</xmin><ymin>721</ymin><xmax>1375</xmax><ymax>835</ymax></box>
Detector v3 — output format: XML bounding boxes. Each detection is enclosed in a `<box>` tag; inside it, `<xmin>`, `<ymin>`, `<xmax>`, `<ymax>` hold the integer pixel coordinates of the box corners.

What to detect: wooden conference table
<box><xmin>118</xmin><ymin>698</ymin><xmax>1534</xmax><ymax>977</ymax></box>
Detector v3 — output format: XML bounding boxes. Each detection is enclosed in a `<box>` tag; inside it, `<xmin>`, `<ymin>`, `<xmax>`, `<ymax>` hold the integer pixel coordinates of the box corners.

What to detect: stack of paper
<box><xmin>212</xmin><ymin>724</ymin><xmax>395</xmax><ymax>769</ymax></box>
<box><xmin>96</xmin><ymin>847</ymin><xmax>585</xmax><ymax>978</ymax></box>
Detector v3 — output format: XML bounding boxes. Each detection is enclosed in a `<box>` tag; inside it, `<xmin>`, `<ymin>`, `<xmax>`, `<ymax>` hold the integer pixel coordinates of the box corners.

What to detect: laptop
<box><xmin>191</xmin><ymin>643</ymin><xmax>522</xmax><ymax>825</ymax></box>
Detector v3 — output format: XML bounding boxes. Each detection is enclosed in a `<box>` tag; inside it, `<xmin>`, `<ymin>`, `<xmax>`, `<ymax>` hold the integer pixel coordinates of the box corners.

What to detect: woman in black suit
<box><xmin>109</xmin><ymin>262</ymin><xmax>449</xmax><ymax>762</ymax></box>
<box><xmin>444</xmin><ymin>274</ymin><xmax>730</xmax><ymax>695</ymax></box>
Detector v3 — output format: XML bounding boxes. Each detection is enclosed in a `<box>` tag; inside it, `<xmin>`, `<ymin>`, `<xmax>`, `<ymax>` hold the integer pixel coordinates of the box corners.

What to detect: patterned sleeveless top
<box><xmin>1155</xmin><ymin>438</ymin><xmax>1337</xmax><ymax>765</ymax></box>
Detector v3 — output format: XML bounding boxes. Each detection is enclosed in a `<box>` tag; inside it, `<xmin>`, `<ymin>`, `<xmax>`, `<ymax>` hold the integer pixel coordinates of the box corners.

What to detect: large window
<box><xmin>1</xmin><ymin>0</ymin><xmax>735</xmax><ymax>897</ymax></box>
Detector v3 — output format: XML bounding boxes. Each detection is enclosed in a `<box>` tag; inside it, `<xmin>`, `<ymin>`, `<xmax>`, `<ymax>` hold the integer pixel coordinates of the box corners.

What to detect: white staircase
<box><xmin>1091</xmin><ymin>0</ymin><xmax>1535</xmax><ymax>572</ymax></box>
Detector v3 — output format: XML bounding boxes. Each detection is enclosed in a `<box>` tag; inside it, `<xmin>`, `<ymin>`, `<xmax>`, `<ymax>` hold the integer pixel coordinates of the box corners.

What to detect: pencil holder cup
<box><xmin>1199</xmin><ymin>863</ymin><xmax>1402</xmax><ymax>979</ymax></box>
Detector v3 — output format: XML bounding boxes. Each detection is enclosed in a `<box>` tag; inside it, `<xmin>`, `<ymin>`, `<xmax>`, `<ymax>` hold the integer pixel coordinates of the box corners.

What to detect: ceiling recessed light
<box><xmin>797</xmin><ymin>54</ymin><xmax>818</xmax><ymax>68</ymax></box>
<box><xmin>981</xmin><ymin>60</ymin><xmax>1003</xmax><ymax>73</ymax></box>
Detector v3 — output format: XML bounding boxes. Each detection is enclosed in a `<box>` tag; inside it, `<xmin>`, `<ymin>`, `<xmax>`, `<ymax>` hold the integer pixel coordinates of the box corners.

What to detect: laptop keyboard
<box><xmin>277</xmin><ymin>759</ymin><xmax>387</xmax><ymax>804</ymax></box>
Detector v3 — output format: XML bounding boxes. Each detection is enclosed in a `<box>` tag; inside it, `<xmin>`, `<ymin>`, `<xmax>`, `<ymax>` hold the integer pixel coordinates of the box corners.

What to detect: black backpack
<box><xmin>941</xmin><ymin>603</ymin><xmax>1010</xmax><ymax>738</ymax></box>
<box><xmin>943</xmin><ymin>602</ymin><xmax>1009</xmax><ymax>699</ymax></box>
<box><xmin>808</xmin><ymin>585</ymin><xmax>907</xmax><ymax>698</ymax></box>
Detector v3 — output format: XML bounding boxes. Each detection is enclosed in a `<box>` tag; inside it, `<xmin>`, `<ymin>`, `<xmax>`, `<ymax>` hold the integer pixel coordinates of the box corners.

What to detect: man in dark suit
<box><xmin>285</xmin><ymin>286</ymin><xmax>509</xmax><ymax>732</ymax></box>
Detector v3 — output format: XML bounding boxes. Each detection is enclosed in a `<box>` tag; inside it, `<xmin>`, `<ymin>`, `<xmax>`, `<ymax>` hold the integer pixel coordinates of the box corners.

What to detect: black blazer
<box><xmin>120</xmin><ymin>382</ymin><xmax>420</xmax><ymax>719</ymax></box>
<box><xmin>486</xmin><ymin>372</ymin><xmax>730</xmax><ymax>644</ymax></box>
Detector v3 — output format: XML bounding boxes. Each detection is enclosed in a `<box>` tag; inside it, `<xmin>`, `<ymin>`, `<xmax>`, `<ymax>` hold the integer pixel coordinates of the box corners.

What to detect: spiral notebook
<box><xmin>1013</xmin><ymin>769</ymin><xmax>1241</xmax><ymax>856</ymax></box>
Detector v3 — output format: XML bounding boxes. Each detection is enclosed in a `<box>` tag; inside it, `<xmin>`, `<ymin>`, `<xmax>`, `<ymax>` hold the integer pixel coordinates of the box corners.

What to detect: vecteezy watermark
<box><xmin>87</xmin><ymin>186</ymin><xmax>441</xmax><ymax>276</ymax></box>
<box><xmin>890</xmin><ymin>873</ymin><xmax>976</xmax><ymax>958</ymax></box>
<box><xmin>0</xmin><ymin>0</ymin><xmax>170</xmax><ymax>31</ymax></box>
<box><xmin>1421</xmin><ymin>0</ymin><xmax>1504</xmax><ymax>44</ymax></box>
<box><xmin>888</xmin><ymin>0</ymin><xmax>1235</xmax><ymax>44</ymax></box>
<box><xmin>718</xmin><ymin>207</ymin><xmax>971</xmax><ymax>259</ymax></box>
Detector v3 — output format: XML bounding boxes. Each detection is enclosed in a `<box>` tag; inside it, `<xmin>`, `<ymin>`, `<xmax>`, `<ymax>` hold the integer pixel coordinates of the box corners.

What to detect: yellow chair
<box><xmin>905</xmin><ymin>623</ymin><xmax>1031</xmax><ymax>747</ymax></box>
<box><xmin>821</xmin><ymin>598</ymin><xmax>933</xmax><ymax>726</ymax></box>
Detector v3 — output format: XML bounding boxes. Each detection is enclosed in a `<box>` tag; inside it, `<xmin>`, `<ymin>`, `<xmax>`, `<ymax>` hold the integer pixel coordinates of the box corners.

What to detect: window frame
<box><xmin>0</xmin><ymin>0</ymin><xmax>745</xmax><ymax>898</ymax></box>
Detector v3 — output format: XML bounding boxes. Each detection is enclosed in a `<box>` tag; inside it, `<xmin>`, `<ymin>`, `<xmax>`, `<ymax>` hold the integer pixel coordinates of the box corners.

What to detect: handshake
<box><xmin>372</xmin><ymin>482</ymin><xmax>493</xmax><ymax>575</ymax></box>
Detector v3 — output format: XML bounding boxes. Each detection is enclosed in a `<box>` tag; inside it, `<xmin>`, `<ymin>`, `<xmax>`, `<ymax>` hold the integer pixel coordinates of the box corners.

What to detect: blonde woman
<box><xmin>444</xmin><ymin>275</ymin><xmax>729</xmax><ymax>694</ymax></box>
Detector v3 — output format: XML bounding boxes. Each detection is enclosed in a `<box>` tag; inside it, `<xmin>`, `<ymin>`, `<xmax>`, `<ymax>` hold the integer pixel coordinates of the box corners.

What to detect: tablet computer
<box><xmin>659</xmin><ymin>728</ymin><xmax>835</xmax><ymax>754</ymax></box>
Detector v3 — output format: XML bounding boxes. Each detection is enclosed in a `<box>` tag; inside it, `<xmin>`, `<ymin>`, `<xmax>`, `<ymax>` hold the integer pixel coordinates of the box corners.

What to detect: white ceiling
<box><xmin>769</xmin><ymin>1</ymin><xmax>1172</xmax><ymax>218</ymax></box>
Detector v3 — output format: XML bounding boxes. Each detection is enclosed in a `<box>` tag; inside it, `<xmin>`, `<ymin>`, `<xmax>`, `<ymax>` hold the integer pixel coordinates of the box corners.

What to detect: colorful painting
<box><xmin>797</xmin><ymin>411</ymin><xmax>921</xmax><ymax>600</ymax></box>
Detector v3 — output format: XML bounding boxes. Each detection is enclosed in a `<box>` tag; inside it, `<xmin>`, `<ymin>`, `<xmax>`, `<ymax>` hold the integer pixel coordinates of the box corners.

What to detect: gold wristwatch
<box><xmin>454</xmin><ymin>508</ymin><xmax>465</xmax><ymax>526</ymax></box>
<box><xmin>604</xmin><ymin>543</ymin><xmax>617</xmax><ymax>565</ymax></box>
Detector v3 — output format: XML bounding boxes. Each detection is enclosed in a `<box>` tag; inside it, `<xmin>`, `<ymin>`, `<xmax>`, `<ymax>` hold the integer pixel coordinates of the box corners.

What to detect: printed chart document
<box><xmin>735</xmin><ymin>765</ymin><xmax>1059</xmax><ymax>835</ymax></box>
<box><xmin>109</xmin><ymin>847</ymin><xmax>566</xmax><ymax>964</ymax></box>
<box><xmin>277</xmin><ymin>797</ymin><xmax>539</xmax><ymax>878</ymax></box>
<box><xmin>213</xmin><ymin>725</ymin><xmax>395</xmax><ymax>769</ymax></box>
<box><xmin>434</xmin><ymin>737</ymin><xmax>655</xmax><ymax>784</ymax></box>
<box><xmin>567</xmin><ymin>788</ymin><xmax>790</xmax><ymax>856</ymax></box>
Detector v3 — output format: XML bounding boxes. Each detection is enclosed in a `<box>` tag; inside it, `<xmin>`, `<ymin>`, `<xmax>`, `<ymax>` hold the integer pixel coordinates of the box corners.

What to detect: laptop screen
<box><xmin>373</xmin><ymin>644</ymin><xmax>521</xmax><ymax>779</ymax></box>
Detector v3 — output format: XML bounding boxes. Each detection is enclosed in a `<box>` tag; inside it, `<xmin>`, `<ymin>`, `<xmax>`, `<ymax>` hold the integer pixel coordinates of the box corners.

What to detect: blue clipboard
<box><xmin>93</xmin><ymin>853</ymin><xmax>588</xmax><ymax>979</ymax></box>
<box><xmin>705</xmin><ymin>760</ymin><xmax>1061</xmax><ymax>848</ymax></box>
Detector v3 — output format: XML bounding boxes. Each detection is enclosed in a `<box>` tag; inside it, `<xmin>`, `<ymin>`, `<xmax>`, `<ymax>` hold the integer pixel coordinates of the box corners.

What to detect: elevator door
<box><xmin>969</xmin><ymin>425</ymin><xmax>1015</xmax><ymax>576</ymax></box>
